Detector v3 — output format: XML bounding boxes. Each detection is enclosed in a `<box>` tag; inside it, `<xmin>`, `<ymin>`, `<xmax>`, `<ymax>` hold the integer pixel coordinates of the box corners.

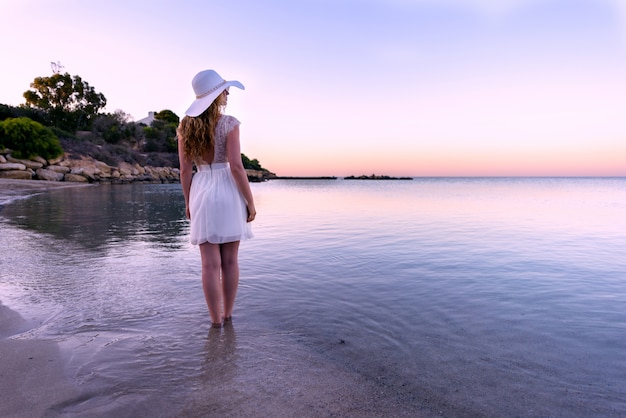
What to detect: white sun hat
<box><xmin>184</xmin><ymin>69</ymin><xmax>245</xmax><ymax>117</ymax></box>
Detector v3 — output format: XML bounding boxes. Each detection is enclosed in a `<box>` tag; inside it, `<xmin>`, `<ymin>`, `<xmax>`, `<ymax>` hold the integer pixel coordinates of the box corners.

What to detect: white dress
<box><xmin>188</xmin><ymin>115</ymin><xmax>253</xmax><ymax>245</ymax></box>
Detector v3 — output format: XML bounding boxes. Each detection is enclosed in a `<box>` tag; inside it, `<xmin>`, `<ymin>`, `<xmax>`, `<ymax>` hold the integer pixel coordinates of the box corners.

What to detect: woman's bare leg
<box><xmin>199</xmin><ymin>242</ymin><xmax>223</xmax><ymax>327</ymax></box>
<box><xmin>220</xmin><ymin>241</ymin><xmax>240</xmax><ymax>320</ymax></box>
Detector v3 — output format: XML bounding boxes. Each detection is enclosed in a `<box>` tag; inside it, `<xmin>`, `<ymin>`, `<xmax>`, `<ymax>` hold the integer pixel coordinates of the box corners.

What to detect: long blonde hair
<box><xmin>177</xmin><ymin>93</ymin><xmax>225</xmax><ymax>161</ymax></box>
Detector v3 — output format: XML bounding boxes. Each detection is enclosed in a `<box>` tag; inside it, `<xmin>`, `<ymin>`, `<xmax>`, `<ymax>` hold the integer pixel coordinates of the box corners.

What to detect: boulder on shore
<box><xmin>6</xmin><ymin>155</ymin><xmax>44</xmax><ymax>170</ymax></box>
<box><xmin>64</xmin><ymin>173</ymin><xmax>90</xmax><ymax>183</ymax></box>
<box><xmin>0</xmin><ymin>162</ymin><xmax>27</xmax><ymax>171</ymax></box>
<box><xmin>0</xmin><ymin>170</ymin><xmax>33</xmax><ymax>180</ymax></box>
<box><xmin>36</xmin><ymin>168</ymin><xmax>65</xmax><ymax>181</ymax></box>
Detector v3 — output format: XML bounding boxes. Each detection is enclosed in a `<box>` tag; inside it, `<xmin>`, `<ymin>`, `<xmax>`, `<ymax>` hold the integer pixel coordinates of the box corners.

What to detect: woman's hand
<box><xmin>186</xmin><ymin>206</ymin><xmax>191</xmax><ymax>220</ymax></box>
<box><xmin>246</xmin><ymin>204</ymin><xmax>256</xmax><ymax>222</ymax></box>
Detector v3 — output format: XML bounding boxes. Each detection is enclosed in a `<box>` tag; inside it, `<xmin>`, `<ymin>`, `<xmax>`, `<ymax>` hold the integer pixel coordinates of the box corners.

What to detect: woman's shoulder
<box><xmin>219</xmin><ymin>114</ymin><xmax>241</xmax><ymax>133</ymax></box>
<box><xmin>220</xmin><ymin>114</ymin><xmax>240</xmax><ymax>124</ymax></box>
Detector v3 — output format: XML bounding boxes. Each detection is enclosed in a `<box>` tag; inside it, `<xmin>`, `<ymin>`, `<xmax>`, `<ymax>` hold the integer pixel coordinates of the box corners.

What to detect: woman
<box><xmin>177</xmin><ymin>69</ymin><xmax>256</xmax><ymax>328</ymax></box>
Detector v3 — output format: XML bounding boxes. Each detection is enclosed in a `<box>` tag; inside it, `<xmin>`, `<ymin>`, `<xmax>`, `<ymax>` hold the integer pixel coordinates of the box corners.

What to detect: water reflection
<box><xmin>2</xmin><ymin>178</ymin><xmax>626</xmax><ymax>416</ymax></box>
<box><xmin>1</xmin><ymin>183</ymin><xmax>188</xmax><ymax>251</ymax></box>
<box><xmin>256</xmin><ymin>177</ymin><xmax>626</xmax><ymax>237</ymax></box>
<box><xmin>202</xmin><ymin>322</ymin><xmax>238</xmax><ymax>384</ymax></box>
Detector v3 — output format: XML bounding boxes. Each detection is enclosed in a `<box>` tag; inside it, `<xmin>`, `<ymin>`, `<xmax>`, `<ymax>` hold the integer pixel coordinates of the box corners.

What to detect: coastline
<box><xmin>0</xmin><ymin>303</ymin><xmax>80</xmax><ymax>417</ymax></box>
<box><xmin>0</xmin><ymin>178</ymin><xmax>93</xmax><ymax>205</ymax></box>
<box><xmin>0</xmin><ymin>182</ymin><xmax>84</xmax><ymax>416</ymax></box>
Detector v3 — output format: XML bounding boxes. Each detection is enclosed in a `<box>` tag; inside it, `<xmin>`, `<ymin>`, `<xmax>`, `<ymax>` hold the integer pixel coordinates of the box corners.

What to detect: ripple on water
<box><xmin>1</xmin><ymin>179</ymin><xmax>625</xmax><ymax>416</ymax></box>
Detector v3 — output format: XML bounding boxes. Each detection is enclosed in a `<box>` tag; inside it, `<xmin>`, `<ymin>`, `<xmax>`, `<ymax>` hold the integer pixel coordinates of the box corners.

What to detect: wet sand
<box><xmin>0</xmin><ymin>302</ymin><xmax>441</xmax><ymax>417</ymax></box>
<box><xmin>0</xmin><ymin>305</ymin><xmax>80</xmax><ymax>417</ymax></box>
<box><xmin>0</xmin><ymin>180</ymin><xmax>87</xmax><ymax>417</ymax></box>
<box><xmin>0</xmin><ymin>178</ymin><xmax>92</xmax><ymax>203</ymax></box>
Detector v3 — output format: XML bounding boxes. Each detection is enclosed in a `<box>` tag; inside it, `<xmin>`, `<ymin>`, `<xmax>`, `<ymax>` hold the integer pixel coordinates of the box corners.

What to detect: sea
<box><xmin>1</xmin><ymin>177</ymin><xmax>625</xmax><ymax>417</ymax></box>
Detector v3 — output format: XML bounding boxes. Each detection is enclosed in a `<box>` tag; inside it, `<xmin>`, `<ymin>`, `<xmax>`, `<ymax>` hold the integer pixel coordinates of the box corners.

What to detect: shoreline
<box><xmin>0</xmin><ymin>302</ymin><xmax>80</xmax><ymax>417</ymax></box>
<box><xmin>0</xmin><ymin>182</ymin><xmax>85</xmax><ymax>416</ymax></box>
<box><xmin>0</xmin><ymin>178</ymin><xmax>93</xmax><ymax>205</ymax></box>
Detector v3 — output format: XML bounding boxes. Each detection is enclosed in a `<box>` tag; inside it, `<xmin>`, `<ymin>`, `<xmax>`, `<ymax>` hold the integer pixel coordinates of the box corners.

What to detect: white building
<box><xmin>136</xmin><ymin>111</ymin><xmax>156</xmax><ymax>126</ymax></box>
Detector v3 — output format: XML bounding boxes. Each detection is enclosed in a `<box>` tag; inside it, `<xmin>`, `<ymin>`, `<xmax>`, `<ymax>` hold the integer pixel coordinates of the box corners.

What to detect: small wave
<box><xmin>0</xmin><ymin>193</ymin><xmax>40</xmax><ymax>208</ymax></box>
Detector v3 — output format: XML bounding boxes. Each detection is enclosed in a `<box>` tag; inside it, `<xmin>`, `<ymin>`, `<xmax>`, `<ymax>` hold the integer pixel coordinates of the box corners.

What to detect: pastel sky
<box><xmin>1</xmin><ymin>0</ymin><xmax>625</xmax><ymax>176</ymax></box>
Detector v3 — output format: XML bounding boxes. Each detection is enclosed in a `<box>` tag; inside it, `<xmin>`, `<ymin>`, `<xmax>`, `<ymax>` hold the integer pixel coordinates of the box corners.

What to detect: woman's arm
<box><xmin>226</xmin><ymin>124</ymin><xmax>256</xmax><ymax>222</ymax></box>
<box><xmin>177</xmin><ymin>136</ymin><xmax>194</xmax><ymax>219</ymax></box>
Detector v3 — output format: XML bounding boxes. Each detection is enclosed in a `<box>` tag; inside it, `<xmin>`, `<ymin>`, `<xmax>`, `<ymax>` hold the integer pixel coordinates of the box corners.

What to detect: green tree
<box><xmin>0</xmin><ymin>117</ymin><xmax>63</xmax><ymax>160</ymax></box>
<box><xmin>92</xmin><ymin>110</ymin><xmax>138</xmax><ymax>144</ymax></box>
<box><xmin>141</xmin><ymin>109</ymin><xmax>178</xmax><ymax>153</ymax></box>
<box><xmin>241</xmin><ymin>153</ymin><xmax>264</xmax><ymax>170</ymax></box>
<box><xmin>0</xmin><ymin>103</ymin><xmax>48</xmax><ymax>125</ymax></box>
<box><xmin>154</xmin><ymin>109</ymin><xmax>179</xmax><ymax>125</ymax></box>
<box><xmin>23</xmin><ymin>72</ymin><xmax>106</xmax><ymax>132</ymax></box>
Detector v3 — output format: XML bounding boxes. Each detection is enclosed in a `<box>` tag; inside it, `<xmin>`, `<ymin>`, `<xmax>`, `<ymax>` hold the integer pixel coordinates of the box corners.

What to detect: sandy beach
<box><xmin>0</xmin><ymin>178</ymin><xmax>92</xmax><ymax>201</ymax></box>
<box><xmin>0</xmin><ymin>303</ymin><xmax>80</xmax><ymax>417</ymax></box>
<box><xmin>1</xmin><ymin>180</ymin><xmax>88</xmax><ymax>417</ymax></box>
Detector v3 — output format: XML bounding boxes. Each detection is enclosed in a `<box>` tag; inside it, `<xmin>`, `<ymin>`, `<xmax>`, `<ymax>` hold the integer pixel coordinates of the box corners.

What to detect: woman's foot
<box><xmin>223</xmin><ymin>316</ymin><xmax>232</xmax><ymax>323</ymax></box>
<box><xmin>211</xmin><ymin>320</ymin><xmax>223</xmax><ymax>329</ymax></box>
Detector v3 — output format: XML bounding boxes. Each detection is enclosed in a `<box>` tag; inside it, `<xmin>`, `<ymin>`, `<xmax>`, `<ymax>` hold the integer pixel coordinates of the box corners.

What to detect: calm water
<box><xmin>1</xmin><ymin>178</ymin><xmax>625</xmax><ymax>416</ymax></box>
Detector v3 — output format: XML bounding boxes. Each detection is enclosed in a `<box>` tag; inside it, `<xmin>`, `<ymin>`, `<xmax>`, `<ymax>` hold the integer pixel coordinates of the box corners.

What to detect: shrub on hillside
<box><xmin>0</xmin><ymin>117</ymin><xmax>63</xmax><ymax>160</ymax></box>
<box><xmin>92</xmin><ymin>111</ymin><xmax>139</xmax><ymax>144</ymax></box>
<box><xmin>143</xmin><ymin>121</ymin><xmax>177</xmax><ymax>153</ymax></box>
<box><xmin>0</xmin><ymin>104</ymin><xmax>49</xmax><ymax>126</ymax></box>
<box><xmin>104</xmin><ymin>144</ymin><xmax>144</xmax><ymax>165</ymax></box>
<box><xmin>49</xmin><ymin>126</ymin><xmax>76</xmax><ymax>140</ymax></box>
<box><xmin>144</xmin><ymin>152</ymin><xmax>179</xmax><ymax>168</ymax></box>
<box><xmin>242</xmin><ymin>154</ymin><xmax>264</xmax><ymax>171</ymax></box>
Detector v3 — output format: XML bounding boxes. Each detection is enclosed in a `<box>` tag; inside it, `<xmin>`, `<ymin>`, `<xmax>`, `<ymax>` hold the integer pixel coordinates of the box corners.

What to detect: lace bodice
<box><xmin>213</xmin><ymin>115</ymin><xmax>240</xmax><ymax>163</ymax></box>
<box><xmin>195</xmin><ymin>115</ymin><xmax>240</xmax><ymax>165</ymax></box>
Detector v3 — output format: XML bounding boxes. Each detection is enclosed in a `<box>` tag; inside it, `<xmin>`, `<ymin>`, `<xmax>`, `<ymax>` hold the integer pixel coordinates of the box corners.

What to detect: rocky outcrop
<box><xmin>344</xmin><ymin>174</ymin><xmax>413</xmax><ymax>180</ymax></box>
<box><xmin>0</xmin><ymin>148</ymin><xmax>275</xmax><ymax>184</ymax></box>
<box><xmin>6</xmin><ymin>155</ymin><xmax>44</xmax><ymax>170</ymax></box>
<box><xmin>246</xmin><ymin>168</ymin><xmax>276</xmax><ymax>182</ymax></box>
<box><xmin>0</xmin><ymin>148</ymin><xmax>180</xmax><ymax>184</ymax></box>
